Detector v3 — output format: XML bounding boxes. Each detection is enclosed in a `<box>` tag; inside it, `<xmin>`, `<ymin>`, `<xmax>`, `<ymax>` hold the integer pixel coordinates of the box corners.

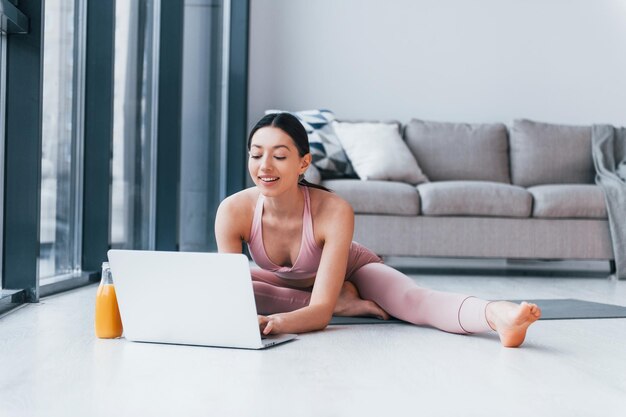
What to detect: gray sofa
<box><xmin>309</xmin><ymin>119</ymin><xmax>615</xmax><ymax>268</ymax></box>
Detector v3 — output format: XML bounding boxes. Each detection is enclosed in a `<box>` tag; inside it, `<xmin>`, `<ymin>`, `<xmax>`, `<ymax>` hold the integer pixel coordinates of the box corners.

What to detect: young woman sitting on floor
<box><xmin>215</xmin><ymin>112</ymin><xmax>541</xmax><ymax>347</ymax></box>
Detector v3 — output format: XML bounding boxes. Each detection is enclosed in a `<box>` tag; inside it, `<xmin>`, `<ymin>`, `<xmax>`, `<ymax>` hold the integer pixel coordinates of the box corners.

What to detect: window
<box><xmin>39</xmin><ymin>0</ymin><xmax>85</xmax><ymax>284</ymax></box>
<box><xmin>179</xmin><ymin>0</ymin><xmax>227</xmax><ymax>252</ymax></box>
<box><xmin>111</xmin><ymin>0</ymin><xmax>160</xmax><ymax>250</ymax></box>
<box><xmin>1</xmin><ymin>0</ymin><xmax>245</xmax><ymax>305</ymax></box>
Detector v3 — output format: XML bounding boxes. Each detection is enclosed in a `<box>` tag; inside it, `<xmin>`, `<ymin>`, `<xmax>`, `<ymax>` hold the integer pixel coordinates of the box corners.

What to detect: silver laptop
<box><xmin>107</xmin><ymin>249</ymin><xmax>297</xmax><ymax>349</ymax></box>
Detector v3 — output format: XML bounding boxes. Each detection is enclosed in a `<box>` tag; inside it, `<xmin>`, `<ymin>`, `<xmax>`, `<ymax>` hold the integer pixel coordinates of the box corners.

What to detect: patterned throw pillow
<box><xmin>264</xmin><ymin>109</ymin><xmax>357</xmax><ymax>179</ymax></box>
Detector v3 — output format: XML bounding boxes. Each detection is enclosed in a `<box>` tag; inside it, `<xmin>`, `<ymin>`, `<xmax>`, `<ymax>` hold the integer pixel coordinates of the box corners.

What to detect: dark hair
<box><xmin>248</xmin><ymin>113</ymin><xmax>332</xmax><ymax>192</ymax></box>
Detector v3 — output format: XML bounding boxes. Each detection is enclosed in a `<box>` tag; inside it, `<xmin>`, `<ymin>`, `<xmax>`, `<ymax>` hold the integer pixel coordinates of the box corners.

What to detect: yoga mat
<box><xmin>328</xmin><ymin>299</ymin><xmax>626</xmax><ymax>325</ymax></box>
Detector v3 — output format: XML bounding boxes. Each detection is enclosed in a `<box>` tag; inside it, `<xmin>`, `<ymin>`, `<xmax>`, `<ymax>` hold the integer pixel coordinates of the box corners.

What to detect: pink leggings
<box><xmin>251</xmin><ymin>243</ymin><xmax>494</xmax><ymax>334</ymax></box>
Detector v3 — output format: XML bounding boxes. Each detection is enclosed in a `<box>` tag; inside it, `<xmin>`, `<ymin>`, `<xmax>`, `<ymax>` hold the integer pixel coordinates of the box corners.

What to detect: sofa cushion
<box><xmin>322</xmin><ymin>179</ymin><xmax>420</xmax><ymax>215</ymax></box>
<box><xmin>403</xmin><ymin>119</ymin><xmax>510</xmax><ymax>183</ymax></box>
<box><xmin>528</xmin><ymin>184</ymin><xmax>607</xmax><ymax>219</ymax></box>
<box><xmin>332</xmin><ymin>121</ymin><xmax>428</xmax><ymax>185</ymax></box>
<box><xmin>417</xmin><ymin>181</ymin><xmax>532</xmax><ymax>217</ymax></box>
<box><xmin>509</xmin><ymin>119</ymin><xmax>594</xmax><ymax>187</ymax></box>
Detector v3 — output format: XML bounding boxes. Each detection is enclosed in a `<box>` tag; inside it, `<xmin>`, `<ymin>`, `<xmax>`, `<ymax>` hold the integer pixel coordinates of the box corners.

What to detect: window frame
<box><xmin>0</xmin><ymin>32</ymin><xmax>8</xmax><ymax>290</ymax></box>
<box><xmin>3</xmin><ymin>0</ymin><xmax>44</xmax><ymax>302</ymax></box>
<box><xmin>225</xmin><ymin>0</ymin><xmax>249</xmax><ymax>198</ymax></box>
<box><xmin>155</xmin><ymin>0</ymin><xmax>184</xmax><ymax>251</ymax></box>
<box><xmin>81</xmin><ymin>0</ymin><xmax>115</xmax><ymax>274</ymax></box>
<box><xmin>0</xmin><ymin>0</ymin><xmax>30</xmax><ymax>314</ymax></box>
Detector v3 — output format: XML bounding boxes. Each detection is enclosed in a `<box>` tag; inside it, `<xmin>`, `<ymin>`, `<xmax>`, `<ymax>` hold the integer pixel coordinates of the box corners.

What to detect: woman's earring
<box><xmin>298</xmin><ymin>173</ymin><xmax>305</xmax><ymax>182</ymax></box>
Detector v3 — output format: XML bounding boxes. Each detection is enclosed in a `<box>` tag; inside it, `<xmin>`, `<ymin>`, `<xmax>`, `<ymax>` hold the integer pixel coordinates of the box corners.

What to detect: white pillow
<box><xmin>331</xmin><ymin>121</ymin><xmax>429</xmax><ymax>184</ymax></box>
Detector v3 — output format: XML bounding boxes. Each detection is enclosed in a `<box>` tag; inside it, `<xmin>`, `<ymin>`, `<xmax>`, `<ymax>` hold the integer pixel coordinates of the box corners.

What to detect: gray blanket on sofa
<box><xmin>592</xmin><ymin>125</ymin><xmax>626</xmax><ymax>279</ymax></box>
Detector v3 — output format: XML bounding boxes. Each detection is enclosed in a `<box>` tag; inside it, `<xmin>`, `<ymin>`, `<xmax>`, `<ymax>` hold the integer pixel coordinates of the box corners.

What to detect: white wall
<box><xmin>248</xmin><ymin>0</ymin><xmax>626</xmax><ymax>127</ymax></box>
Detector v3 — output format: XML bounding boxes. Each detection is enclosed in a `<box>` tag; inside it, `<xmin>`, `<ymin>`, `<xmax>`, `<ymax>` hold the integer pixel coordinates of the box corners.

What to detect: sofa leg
<box><xmin>609</xmin><ymin>260</ymin><xmax>616</xmax><ymax>275</ymax></box>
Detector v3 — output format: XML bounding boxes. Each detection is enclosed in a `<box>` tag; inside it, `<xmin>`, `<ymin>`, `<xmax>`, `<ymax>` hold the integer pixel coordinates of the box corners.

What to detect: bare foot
<box><xmin>486</xmin><ymin>301</ymin><xmax>541</xmax><ymax>348</ymax></box>
<box><xmin>334</xmin><ymin>282</ymin><xmax>390</xmax><ymax>320</ymax></box>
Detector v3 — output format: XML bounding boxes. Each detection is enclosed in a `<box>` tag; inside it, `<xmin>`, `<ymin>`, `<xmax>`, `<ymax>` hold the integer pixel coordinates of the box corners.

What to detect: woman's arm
<box><xmin>260</xmin><ymin>197</ymin><xmax>354</xmax><ymax>335</ymax></box>
<box><xmin>215</xmin><ymin>194</ymin><xmax>249</xmax><ymax>254</ymax></box>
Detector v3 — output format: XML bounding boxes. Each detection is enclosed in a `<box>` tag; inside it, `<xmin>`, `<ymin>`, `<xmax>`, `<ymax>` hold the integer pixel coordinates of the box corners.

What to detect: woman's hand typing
<box><xmin>258</xmin><ymin>314</ymin><xmax>286</xmax><ymax>336</ymax></box>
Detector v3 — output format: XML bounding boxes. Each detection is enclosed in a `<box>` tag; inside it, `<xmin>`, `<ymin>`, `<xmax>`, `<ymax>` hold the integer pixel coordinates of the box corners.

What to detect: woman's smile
<box><xmin>258</xmin><ymin>175</ymin><xmax>280</xmax><ymax>186</ymax></box>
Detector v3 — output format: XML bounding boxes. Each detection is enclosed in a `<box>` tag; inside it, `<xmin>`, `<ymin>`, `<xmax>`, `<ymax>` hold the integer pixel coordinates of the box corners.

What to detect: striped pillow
<box><xmin>265</xmin><ymin>109</ymin><xmax>356</xmax><ymax>179</ymax></box>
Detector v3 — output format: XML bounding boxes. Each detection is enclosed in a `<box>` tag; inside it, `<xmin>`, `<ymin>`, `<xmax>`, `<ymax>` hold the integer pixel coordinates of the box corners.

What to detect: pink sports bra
<box><xmin>247</xmin><ymin>186</ymin><xmax>323</xmax><ymax>280</ymax></box>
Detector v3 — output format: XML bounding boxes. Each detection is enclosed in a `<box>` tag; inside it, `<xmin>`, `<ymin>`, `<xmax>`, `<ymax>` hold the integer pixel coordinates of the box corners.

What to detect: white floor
<box><xmin>1</xmin><ymin>260</ymin><xmax>626</xmax><ymax>417</ymax></box>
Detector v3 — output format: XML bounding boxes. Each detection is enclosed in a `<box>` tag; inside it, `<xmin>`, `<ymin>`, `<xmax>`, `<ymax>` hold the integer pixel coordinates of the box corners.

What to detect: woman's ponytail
<box><xmin>298</xmin><ymin>176</ymin><xmax>333</xmax><ymax>193</ymax></box>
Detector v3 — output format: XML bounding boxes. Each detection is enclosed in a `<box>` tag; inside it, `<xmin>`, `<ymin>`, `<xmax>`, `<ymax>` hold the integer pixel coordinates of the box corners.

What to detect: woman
<box><xmin>215</xmin><ymin>113</ymin><xmax>541</xmax><ymax>347</ymax></box>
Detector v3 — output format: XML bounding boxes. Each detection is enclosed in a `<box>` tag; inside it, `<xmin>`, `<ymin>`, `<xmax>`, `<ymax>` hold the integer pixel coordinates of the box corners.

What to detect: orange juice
<box><xmin>95</xmin><ymin>283</ymin><xmax>123</xmax><ymax>338</ymax></box>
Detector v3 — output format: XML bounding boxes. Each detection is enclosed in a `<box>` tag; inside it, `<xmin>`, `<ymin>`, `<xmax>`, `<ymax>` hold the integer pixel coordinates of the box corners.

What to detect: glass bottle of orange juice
<box><xmin>95</xmin><ymin>262</ymin><xmax>123</xmax><ymax>338</ymax></box>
